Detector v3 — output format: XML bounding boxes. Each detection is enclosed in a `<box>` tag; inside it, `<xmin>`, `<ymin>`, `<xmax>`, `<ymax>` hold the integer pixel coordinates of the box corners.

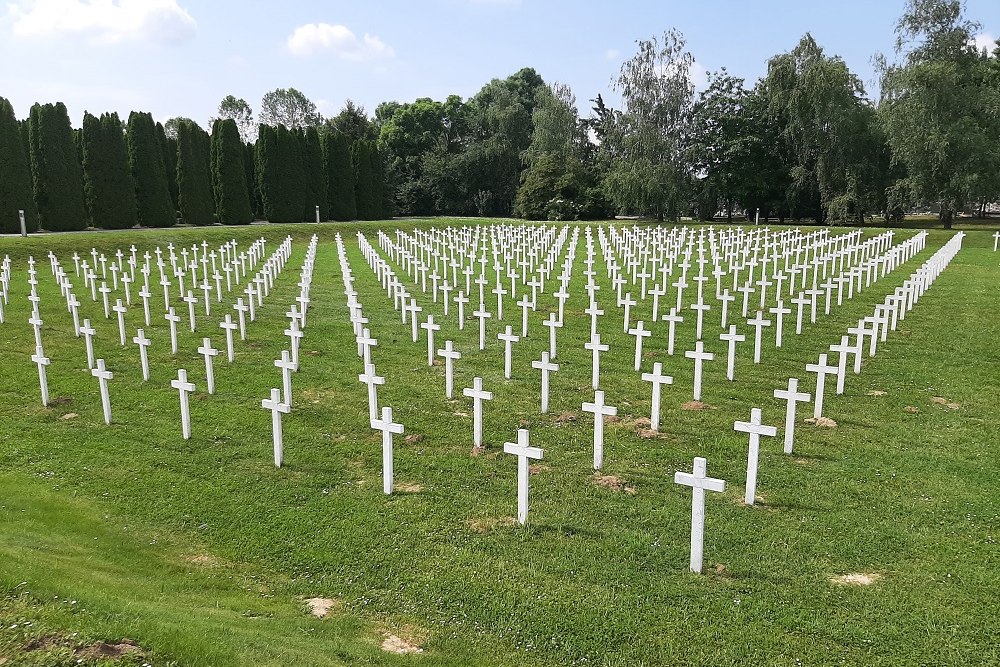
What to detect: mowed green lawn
<box><xmin>0</xmin><ymin>219</ymin><xmax>997</xmax><ymax>666</ymax></box>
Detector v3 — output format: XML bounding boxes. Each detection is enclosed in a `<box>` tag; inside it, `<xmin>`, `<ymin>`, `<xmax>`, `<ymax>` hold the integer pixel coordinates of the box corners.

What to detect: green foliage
<box><xmin>324</xmin><ymin>99</ymin><xmax>375</xmax><ymax>143</ymax></box>
<box><xmin>176</xmin><ymin>120</ymin><xmax>215</xmax><ymax>226</ymax></box>
<box><xmin>210</xmin><ymin>119</ymin><xmax>253</xmax><ymax>225</ymax></box>
<box><xmin>879</xmin><ymin>0</ymin><xmax>998</xmax><ymax>227</ymax></box>
<box><xmin>126</xmin><ymin>111</ymin><xmax>176</xmax><ymax>228</ymax></box>
<box><xmin>81</xmin><ymin>111</ymin><xmax>137</xmax><ymax>230</ymax></box>
<box><xmin>256</xmin><ymin>124</ymin><xmax>305</xmax><ymax>223</ymax></box>
<box><xmin>28</xmin><ymin>102</ymin><xmax>87</xmax><ymax>231</ymax></box>
<box><xmin>352</xmin><ymin>140</ymin><xmax>376</xmax><ymax>220</ymax></box>
<box><xmin>245</xmin><ymin>141</ymin><xmax>261</xmax><ymax>219</ymax></box>
<box><xmin>213</xmin><ymin>95</ymin><xmax>256</xmax><ymax>143</ymax></box>
<box><xmin>0</xmin><ymin>97</ymin><xmax>38</xmax><ymax>233</ymax></box>
<box><xmin>259</xmin><ymin>87</ymin><xmax>322</xmax><ymax>130</ymax></box>
<box><xmin>301</xmin><ymin>126</ymin><xmax>327</xmax><ymax>221</ymax></box>
<box><xmin>323</xmin><ymin>129</ymin><xmax>356</xmax><ymax>221</ymax></box>
<box><xmin>156</xmin><ymin>122</ymin><xmax>179</xmax><ymax>212</ymax></box>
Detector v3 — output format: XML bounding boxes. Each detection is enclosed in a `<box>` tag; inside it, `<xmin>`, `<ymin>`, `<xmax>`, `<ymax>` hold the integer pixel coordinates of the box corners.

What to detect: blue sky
<box><xmin>1</xmin><ymin>0</ymin><xmax>996</xmax><ymax>127</ymax></box>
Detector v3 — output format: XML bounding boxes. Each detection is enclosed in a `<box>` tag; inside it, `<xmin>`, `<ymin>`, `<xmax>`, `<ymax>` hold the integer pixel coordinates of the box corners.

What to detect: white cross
<box><xmin>28</xmin><ymin>314</ymin><xmax>43</xmax><ymax>349</ymax></box>
<box><xmin>437</xmin><ymin>340</ymin><xmax>462</xmax><ymax>399</ymax></box>
<box><xmin>262</xmin><ymin>387</ymin><xmax>291</xmax><ymax>467</ymax></box>
<box><xmin>805</xmin><ymin>353</ymin><xmax>838</xmax><ymax>418</ymax></box>
<box><xmin>371</xmin><ymin>405</ymin><xmax>405</xmax><ymax>495</ymax></box>
<box><xmin>641</xmin><ymin>362</ymin><xmax>673</xmax><ymax>431</ymax></box>
<box><xmin>407</xmin><ymin>299</ymin><xmax>423</xmax><ymax>342</ymax></box>
<box><xmin>531</xmin><ymin>351</ymin><xmax>559</xmax><ymax>414</ymax></box>
<box><xmin>773</xmin><ymin>378</ymin><xmax>811</xmax><ymax>454</ymax></box>
<box><xmin>284</xmin><ymin>320</ymin><xmax>303</xmax><ymax>370</ymax></box>
<box><xmin>498</xmin><ymin>325</ymin><xmax>520</xmax><ymax>379</ymax></box>
<box><xmin>183</xmin><ymin>291</ymin><xmax>198</xmax><ymax>331</ymax></box>
<box><xmin>542</xmin><ymin>312</ymin><xmax>562</xmax><ymax>358</ymax></box>
<box><xmin>719</xmin><ymin>324</ymin><xmax>745</xmax><ymax>381</ymax></box>
<box><xmin>197</xmin><ymin>337</ymin><xmax>219</xmax><ymax>395</ymax></box>
<box><xmin>791</xmin><ymin>293</ymin><xmax>809</xmax><ymax>335</ymax></box>
<box><xmin>582</xmin><ymin>389</ymin><xmax>618</xmax><ymax>470</ymax></box>
<box><xmin>517</xmin><ymin>295</ymin><xmax>533</xmax><ymax>336</ymax></box>
<box><xmin>627</xmin><ymin>320</ymin><xmax>652</xmax><ymax>371</ymax></box>
<box><xmin>768</xmin><ymin>300</ymin><xmax>791</xmax><ymax>348</ymax></box>
<box><xmin>584</xmin><ymin>302</ymin><xmax>603</xmax><ymax>338</ymax></box>
<box><xmin>171</xmin><ymin>369</ymin><xmax>196</xmax><ymax>439</ymax></box>
<box><xmin>454</xmin><ymin>291</ymin><xmax>469</xmax><ymax>329</ymax></box>
<box><xmin>31</xmin><ymin>344</ymin><xmax>50</xmax><ymax>407</ymax></box>
<box><xmin>138</xmin><ymin>286</ymin><xmax>152</xmax><ymax>326</ymax></box>
<box><xmin>164</xmin><ymin>308</ymin><xmax>181</xmax><ymax>354</ymax></box>
<box><xmin>200</xmin><ymin>281</ymin><xmax>212</xmax><ymax>315</ymax></box>
<box><xmin>356</xmin><ymin>327</ymin><xmax>377</xmax><ymax>367</ymax></box>
<box><xmin>133</xmin><ymin>328</ymin><xmax>152</xmax><ymax>381</ymax></box>
<box><xmin>233</xmin><ymin>299</ymin><xmax>249</xmax><ymax>340</ymax></box>
<box><xmin>80</xmin><ymin>319</ymin><xmax>96</xmax><ymax>369</ymax></box>
<box><xmin>621</xmin><ymin>292</ymin><xmax>637</xmax><ymax>332</ymax></box>
<box><xmin>473</xmin><ymin>306</ymin><xmax>491</xmax><ymax>351</ymax></box>
<box><xmin>734</xmin><ymin>407</ymin><xmax>778</xmax><ymax>505</ymax></box>
<box><xmin>420</xmin><ymin>315</ymin><xmax>441</xmax><ymax>366</ymax></box>
<box><xmin>690</xmin><ymin>300</ymin><xmax>711</xmax><ymax>340</ymax></box>
<box><xmin>98</xmin><ymin>282</ymin><xmax>112</xmax><ymax>318</ymax></box>
<box><xmin>684</xmin><ymin>341</ymin><xmax>714</xmax><ymax>401</ymax></box>
<box><xmin>275</xmin><ymin>350</ymin><xmax>296</xmax><ymax>407</ymax></box>
<box><xmin>92</xmin><ymin>358</ymin><xmax>113</xmax><ymax>425</ymax></box>
<box><xmin>219</xmin><ymin>315</ymin><xmax>238</xmax><ymax>363</ymax></box>
<box><xmin>661</xmin><ymin>308</ymin><xmax>683</xmax><ymax>356</ymax></box>
<box><xmin>746</xmin><ymin>311</ymin><xmax>772</xmax><ymax>364</ymax></box>
<box><xmin>463</xmin><ymin>376</ymin><xmax>494</xmax><ymax>449</ymax></box>
<box><xmin>503</xmin><ymin>429</ymin><xmax>543</xmax><ymax>525</ymax></box>
<box><xmin>584</xmin><ymin>333</ymin><xmax>609</xmax><ymax>390</ymax></box>
<box><xmin>112</xmin><ymin>299</ymin><xmax>128</xmax><ymax>346</ymax></box>
<box><xmin>829</xmin><ymin>335</ymin><xmax>856</xmax><ymax>395</ymax></box>
<box><xmin>674</xmin><ymin>456</ymin><xmax>726</xmax><ymax>573</ymax></box>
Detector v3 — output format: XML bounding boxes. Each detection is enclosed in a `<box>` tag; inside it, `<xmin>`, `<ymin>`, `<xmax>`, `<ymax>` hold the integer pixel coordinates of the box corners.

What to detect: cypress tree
<box><xmin>260</xmin><ymin>125</ymin><xmax>304</xmax><ymax>223</ymax></box>
<box><xmin>369</xmin><ymin>142</ymin><xmax>390</xmax><ymax>219</ymax></box>
<box><xmin>176</xmin><ymin>120</ymin><xmax>214</xmax><ymax>226</ymax></box>
<box><xmin>301</xmin><ymin>125</ymin><xmax>327</xmax><ymax>221</ymax></box>
<box><xmin>323</xmin><ymin>129</ymin><xmax>356</xmax><ymax>221</ymax></box>
<box><xmin>0</xmin><ymin>97</ymin><xmax>38</xmax><ymax>233</ymax></box>
<box><xmin>256</xmin><ymin>124</ymin><xmax>279</xmax><ymax>221</ymax></box>
<box><xmin>82</xmin><ymin>111</ymin><xmax>137</xmax><ymax>230</ymax></box>
<box><xmin>127</xmin><ymin>111</ymin><xmax>175</xmax><ymax>228</ymax></box>
<box><xmin>18</xmin><ymin>119</ymin><xmax>31</xmax><ymax>176</ymax></box>
<box><xmin>28</xmin><ymin>102</ymin><xmax>86</xmax><ymax>231</ymax></box>
<box><xmin>210</xmin><ymin>119</ymin><xmax>252</xmax><ymax>225</ymax></box>
<box><xmin>244</xmin><ymin>140</ymin><xmax>260</xmax><ymax>219</ymax></box>
<box><xmin>352</xmin><ymin>140</ymin><xmax>374</xmax><ymax>220</ymax></box>
<box><xmin>157</xmin><ymin>122</ymin><xmax>179</xmax><ymax>212</ymax></box>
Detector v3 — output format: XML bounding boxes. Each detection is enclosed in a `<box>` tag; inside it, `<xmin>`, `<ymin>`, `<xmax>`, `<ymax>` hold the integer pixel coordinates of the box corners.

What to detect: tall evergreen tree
<box><xmin>127</xmin><ymin>111</ymin><xmax>176</xmax><ymax>228</ymax></box>
<box><xmin>323</xmin><ymin>129</ymin><xmax>356</xmax><ymax>220</ymax></box>
<box><xmin>369</xmin><ymin>142</ymin><xmax>390</xmax><ymax>219</ymax></box>
<box><xmin>157</xmin><ymin>122</ymin><xmax>179</xmax><ymax>212</ymax></box>
<box><xmin>244</xmin><ymin>141</ymin><xmax>260</xmax><ymax>219</ymax></box>
<box><xmin>28</xmin><ymin>102</ymin><xmax>87</xmax><ymax>231</ymax></box>
<box><xmin>352</xmin><ymin>140</ymin><xmax>375</xmax><ymax>219</ymax></box>
<box><xmin>81</xmin><ymin>111</ymin><xmax>137</xmax><ymax>229</ymax></box>
<box><xmin>176</xmin><ymin>120</ymin><xmax>215</xmax><ymax>225</ymax></box>
<box><xmin>256</xmin><ymin>124</ymin><xmax>279</xmax><ymax>221</ymax></box>
<box><xmin>210</xmin><ymin>118</ymin><xmax>252</xmax><ymax>225</ymax></box>
<box><xmin>301</xmin><ymin>125</ymin><xmax>327</xmax><ymax>221</ymax></box>
<box><xmin>0</xmin><ymin>97</ymin><xmax>38</xmax><ymax>233</ymax></box>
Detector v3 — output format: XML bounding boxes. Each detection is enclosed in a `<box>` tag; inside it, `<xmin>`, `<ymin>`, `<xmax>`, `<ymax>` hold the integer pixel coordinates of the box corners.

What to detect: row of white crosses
<box><xmin>29</xmin><ymin>236</ymin><xmax>299</xmax><ymax>437</ymax></box>
<box><xmin>260</xmin><ymin>235</ymin><xmax>319</xmax><ymax>467</ymax></box>
<box><xmin>674</xmin><ymin>232</ymin><xmax>966</xmax><ymax>574</ymax></box>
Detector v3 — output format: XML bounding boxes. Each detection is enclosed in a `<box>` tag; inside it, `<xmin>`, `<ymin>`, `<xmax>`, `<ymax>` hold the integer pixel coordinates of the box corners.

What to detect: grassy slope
<box><xmin>0</xmin><ymin>220</ymin><xmax>997</xmax><ymax>665</ymax></box>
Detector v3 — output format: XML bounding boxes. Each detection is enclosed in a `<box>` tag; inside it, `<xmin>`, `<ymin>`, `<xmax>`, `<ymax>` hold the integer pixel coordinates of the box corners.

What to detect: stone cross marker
<box><xmin>420</xmin><ymin>315</ymin><xmax>441</xmax><ymax>367</ymax></box>
<box><xmin>164</xmin><ymin>308</ymin><xmax>181</xmax><ymax>355</ymax></box>
<box><xmin>261</xmin><ymin>387</ymin><xmax>290</xmax><ymax>467</ymax></box>
<box><xmin>531</xmin><ymin>351</ymin><xmax>559</xmax><ymax>414</ymax></box>
<box><xmin>463</xmin><ymin>376</ymin><xmax>493</xmax><ymax>449</ymax></box>
<box><xmin>171</xmin><ymin>369</ymin><xmax>196</xmax><ymax>440</ymax></box>
<box><xmin>503</xmin><ymin>429</ymin><xmax>543</xmax><ymax>525</ymax></box>
<box><xmin>641</xmin><ymin>362</ymin><xmax>673</xmax><ymax>431</ymax></box>
<box><xmin>371</xmin><ymin>405</ymin><xmax>404</xmax><ymax>495</ymax></box>
<box><xmin>805</xmin><ymin>353</ymin><xmax>838</xmax><ymax>418</ymax></box>
<box><xmin>276</xmin><ymin>350</ymin><xmax>296</xmax><ymax>407</ymax></box>
<box><xmin>80</xmin><ymin>319</ymin><xmax>97</xmax><ymax>369</ymax></box>
<box><xmin>112</xmin><ymin>299</ymin><xmax>128</xmax><ymax>346</ymax></box>
<box><xmin>747</xmin><ymin>311</ymin><xmax>771</xmax><ymax>364</ymax></box>
<box><xmin>674</xmin><ymin>456</ymin><xmax>726</xmax><ymax>574</ymax></box>
<box><xmin>133</xmin><ymin>328</ymin><xmax>151</xmax><ymax>381</ymax></box>
<box><xmin>198</xmin><ymin>338</ymin><xmax>220</xmax><ymax>395</ymax></box>
<box><xmin>628</xmin><ymin>320</ymin><xmax>651</xmax><ymax>371</ymax></box>
<box><xmin>734</xmin><ymin>407</ymin><xmax>778</xmax><ymax>505</ymax></box>
<box><xmin>582</xmin><ymin>389</ymin><xmax>617</xmax><ymax>470</ymax></box>
<box><xmin>584</xmin><ymin>333</ymin><xmax>609</xmax><ymax>390</ymax></box>
<box><xmin>498</xmin><ymin>325</ymin><xmax>520</xmax><ymax>379</ymax></box>
<box><xmin>719</xmin><ymin>325</ymin><xmax>745</xmax><ymax>382</ymax></box>
<box><xmin>437</xmin><ymin>340</ymin><xmax>461</xmax><ymax>399</ymax></box>
<box><xmin>219</xmin><ymin>315</ymin><xmax>238</xmax><ymax>363</ymax></box>
<box><xmin>773</xmin><ymin>378</ymin><xmax>811</xmax><ymax>454</ymax></box>
<box><xmin>31</xmin><ymin>344</ymin><xmax>50</xmax><ymax>407</ymax></box>
<box><xmin>92</xmin><ymin>358</ymin><xmax>113</xmax><ymax>425</ymax></box>
<box><xmin>684</xmin><ymin>341</ymin><xmax>714</xmax><ymax>401</ymax></box>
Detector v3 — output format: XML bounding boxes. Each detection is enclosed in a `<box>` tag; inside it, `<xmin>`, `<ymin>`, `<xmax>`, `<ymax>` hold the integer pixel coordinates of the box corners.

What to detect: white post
<box><xmin>735</xmin><ymin>407</ymin><xmax>778</xmax><ymax>505</ymax></box>
<box><xmin>463</xmin><ymin>377</ymin><xmax>493</xmax><ymax>448</ymax></box>
<box><xmin>371</xmin><ymin>405</ymin><xmax>404</xmax><ymax>494</ymax></box>
<box><xmin>641</xmin><ymin>362</ymin><xmax>673</xmax><ymax>431</ymax></box>
<box><xmin>582</xmin><ymin>390</ymin><xmax>617</xmax><ymax>470</ymax></box>
<box><xmin>503</xmin><ymin>429</ymin><xmax>543</xmax><ymax>525</ymax></box>
<box><xmin>774</xmin><ymin>378</ymin><xmax>811</xmax><ymax>454</ymax></box>
<box><xmin>674</xmin><ymin>456</ymin><xmax>726</xmax><ymax>573</ymax></box>
<box><xmin>18</xmin><ymin>210</ymin><xmax>26</xmax><ymax>237</ymax></box>
<box><xmin>133</xmin><ymin>328</ymin><xmax>152</xmax><ymax>381</ymax></box>
<box><xmin>262</xmin><ymin>387</ymin><xmax>290</xmax><ymax>467</ymax></box>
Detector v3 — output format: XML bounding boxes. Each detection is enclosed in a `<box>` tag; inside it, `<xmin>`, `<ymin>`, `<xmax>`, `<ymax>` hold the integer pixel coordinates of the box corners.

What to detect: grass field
<box><xmin>0</xmin><ymin>219</ymin><xmax>998</xmax><ymax>666</ymax></box>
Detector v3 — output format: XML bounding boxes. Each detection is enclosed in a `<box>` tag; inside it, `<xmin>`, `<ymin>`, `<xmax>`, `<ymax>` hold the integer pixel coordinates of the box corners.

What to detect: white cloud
<box><xmin>972</xmin><ymin>32</ymin><xmax>997</xmax><ymax>55</ymax></box>
<box><xmin>690</xmin><ymin>60</ymin><xmax>708</xmax><ymax>91</ymax></box>
<box><xmin>286</xmin><ymin>22</ymin><xmax>394</xmax><ymax>61</ymax></box>
<box><xmin>7</xmin><ymin>0</ymin><xmax>196</xmax><ymax>45</ymax></box>
<box><xmin>605</xmin><ymin>48</ymin><xmax>619</xmax><ymax>61</ymax></box>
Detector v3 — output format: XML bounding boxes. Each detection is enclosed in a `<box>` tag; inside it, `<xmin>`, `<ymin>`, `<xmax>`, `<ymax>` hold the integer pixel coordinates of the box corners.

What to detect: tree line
<box><xmin>0</xmin><ymin>96</ymin><xmax>389</xmax><ymax>234</ymax></box>
<box><xmin>0</xmin><ymin>0</ymin><xmax>997</xmax><ymax>234</ymax></box>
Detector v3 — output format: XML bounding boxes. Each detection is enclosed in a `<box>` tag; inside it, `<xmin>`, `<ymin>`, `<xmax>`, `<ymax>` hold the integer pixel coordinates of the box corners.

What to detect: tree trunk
<box><xmin>940</xmin><ymin>209</ymin><xmax>953</xmax><ymax>230</ymax></box>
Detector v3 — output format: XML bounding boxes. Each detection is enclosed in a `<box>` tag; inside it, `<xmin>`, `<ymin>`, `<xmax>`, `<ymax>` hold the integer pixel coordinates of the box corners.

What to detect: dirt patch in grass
<box><xmin>903</xmin><ymin>406</ymin><xmax>920</xmax><ymax>414</ymax></box>
<box><xmin>804</xmin><ymin>416</ymin><xmax>838</xmax><ymax>428</ymax></box>
<box><xmin>467</xmin><ymin>516</ymin><xmax>517</xmax><ymax>533</ymax></box>
<box><xmin>380</xmin><ymin>627</ymin><xmax>425</xmax><ymax>655</ymax></box>
<box><xmin>638</xmin><ymin>428</ymin><xmax>669</xmax><ymax>439</ymax></box>
<box><xmin>830</xmin><ymin>572</ymin><xmax>881</xmax><ymax>586</ymax></box>
<box><xmin>553</xmin><ymin>411</ymin><xmax>577</xmax><ymax>424</ymax></box>
<box><xmin>59</xmin><ymin>412</ymin><xmax>79</xmax><ymax>420</ymax></box>
<box><xmin>593</xmin><ymin>473</ymin><xmax>637</xmax><ymax>495</ymax></box>
<box><xmin>404</xmin><ymin>434</ymin><xmax>424</xmax><ymax>445</ymax></box>
<box><xmin>681</xmin><ymin>401</ymin><xmax>715</xmax><ymax>411</ymax></box>
<box><xmin>305</xmin><ymin>597</ymin><xmax>341</xmax><ymax>618</ymax></box>
<box><xmin>633</xmin><ymin>417</ymin><xmax>651</xmax><ymax>429</ymax></box>
<box><xmin>470</xmin><ymin>445</ymin><xmax>486</xmax><ymax>457</ymax></box>
<box><xmin>183</xmin><ymin>553</ymin><xmax>221</xmax><ymax>567</ymax></box>
<box><xmin>528</xmin><ymin>464</ymin><xmax>550</xmax><ymax>475</ymax></box>
<box><xmin>394</xmin><ymin>482</ymin><xmax>423</xmax><ymax>493</ymax></box>
<box><xmin>301</xmin><ymin>388</ymin><xmax>336</xmax><ymax>402</ymax></box>
<box><xmin>49</xmin><ymin>396</ymin><xmax>73</xmax><ymax>406</ymax></box>
<box><xmin>76</xmin><ymin>639</ymin><xmax>144</xmax><ymax>660</ymax></box>
<box><xmin>866</xmin><ymin>390</ymin><xmax>887</xmax><ymax>397</ymax></box>
<box><xmin>930</xmin><ymin>397</ymin><xmax>960</xmax><ymax>410</ymax></box>
<box><xmin>603</xmin><ymin>414</ymin><xmax>621</xmax><ymax>425</ymax></box>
